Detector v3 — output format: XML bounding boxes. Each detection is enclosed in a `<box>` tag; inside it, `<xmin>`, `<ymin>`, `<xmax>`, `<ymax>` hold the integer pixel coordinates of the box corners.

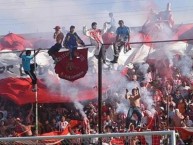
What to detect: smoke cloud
<box><xmin>74</xmin><ymin>101</ymin><xmax>87</xmax><ymax>118</ymax></box>
<box><xmin>176</xmin><ymin>55</ymin><xmax>193</xmax><ymax>79</ymax></box>
<box><xmin>140</xmin><ymin>87</ymin><xmax>156</xmax><ymax>114</ymax></box>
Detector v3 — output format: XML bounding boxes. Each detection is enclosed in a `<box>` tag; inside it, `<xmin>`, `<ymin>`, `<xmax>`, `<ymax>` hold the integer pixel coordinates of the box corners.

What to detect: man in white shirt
<box><xmin>106</xmin><ymin>12</ymin><xmax>116</xmax><ymax>33</ymax></box>
<box><xmin>56</xmin><ymin>116</ymin><xmax>69</xmax><ymax>132</ymax></box>
<box><xmin>184</xmin><ymin>116</ymin><xmax>193</xmax><ymax>127</ymax></box>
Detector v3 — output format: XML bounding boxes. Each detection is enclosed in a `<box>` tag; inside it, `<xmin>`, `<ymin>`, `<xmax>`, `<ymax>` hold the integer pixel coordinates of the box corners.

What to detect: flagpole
<box><xmin>34</xmin><ymin>50</ymin><xmax>38</xmax><ymax>136</ymax></box>
<box><xmin>98</xmin><ymin>45</ymin><xmax>103</xmax><ymax>145</ymax></box>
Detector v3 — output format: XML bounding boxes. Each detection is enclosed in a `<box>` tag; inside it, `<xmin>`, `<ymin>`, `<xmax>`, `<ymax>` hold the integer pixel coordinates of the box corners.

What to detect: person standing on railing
<box><xmin>48</xmin><ymin>26</ymin><xmax>64</xmax><ymax>62</ymax></box>
<box><xmin>125</xmin><ymin>88</ymin><xmax>142</xmax><ymax>129</ymax></box>
<box><xmin>19</xmin><ymin>49</ymin><xmax>40</xmax><ymax>92</ymax></box>
<box><xmin>64</xmin><ymin>25</ymin><xmax>85</xmax><ymax>60</ymax></box>
<box><xmin>83</xmin><ymin>22</ymin><xmax>107</xmax><ymax>63</ymax></box>
<box><xmin>158</xmin><ymin>3</ymin><xmax>174</xmax><ymax>29</ymax></box>
<box><xmin>105</xmin><ymin>12</ymin><xmax>116</xmax><ymax>33</ymax></box>
<box><xmin>111</xmin><ymin>20</ymin><xmax>131</xmax><ymax>63</ymax></box>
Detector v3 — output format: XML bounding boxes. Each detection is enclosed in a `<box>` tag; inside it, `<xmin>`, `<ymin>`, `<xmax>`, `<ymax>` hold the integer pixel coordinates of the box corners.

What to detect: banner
<box><xmin>54</xmin><ymin>48</ymin><xmax>88</xmax><ymax>81</ymax></box>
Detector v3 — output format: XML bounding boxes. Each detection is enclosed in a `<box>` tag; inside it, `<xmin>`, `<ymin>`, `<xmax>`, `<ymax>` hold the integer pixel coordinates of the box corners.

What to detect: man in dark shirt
<box><xmin>64</xmin><ymin>25</ymin><xmax>85</xmax><ymax>60</ymax></box>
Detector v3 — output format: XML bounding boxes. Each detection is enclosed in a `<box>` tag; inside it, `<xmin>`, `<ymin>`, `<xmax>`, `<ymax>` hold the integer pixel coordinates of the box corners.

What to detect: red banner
<box><xmin>54</xmin><ymin>48</ymin><xmax>88</xmax><ymax>81</ymax></box>
<box><xmin>0</xmin><ymin>78</ymin><xmax>98</xmax><ymax>105</ymax></box>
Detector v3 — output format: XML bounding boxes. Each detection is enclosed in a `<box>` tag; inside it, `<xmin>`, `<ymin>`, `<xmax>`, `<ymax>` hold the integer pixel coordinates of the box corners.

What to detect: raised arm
<box><xmin>125</xmin><ymin>89</ymin><xmax>130</xmax><ymax>99</ymax></box>
<box><xmin>106</xmin><ymin>22</ymin><xmax>110</xmax><ymax>25</ymax></box>
<box><xmin>26</xmin><ymin>103</ymin><xmax>34</xmax><ymax>124</ymax></box>
<box><xmin>19</xmin><ymin>51</ymin><xmax>25</xmax><ymax>58</ymax></box>
<box><xmin>101</xmin><ymin>23</ymin><xmax>107</xmax><ymax>34</ymax></box>
<box><xmin>33</xmin><ymin>49</ymin><xmax>40</xmax><ymax>57</ymax></box>
<box><xmin>75</xmin><ymin>33</ymin><xmax>85</xmax><ymax>46</ymax></box>
<box><xmin>83</xmin><ymin>26</ymin><xmax>90</xmax><ymax>37</ymax></box>
<box><xmin>134</xmin><ymin>94</ymin><xmax>141</xmax><ymax>100</ymax></box>
<box><xmin>134</xmin><ymin>88</ymin><xmax>141</xmax><ymax>100</ymax></box>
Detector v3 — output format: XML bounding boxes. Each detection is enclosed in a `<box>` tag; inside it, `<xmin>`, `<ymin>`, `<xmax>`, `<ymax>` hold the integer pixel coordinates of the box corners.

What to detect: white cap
<box><xmin>160</xmin><ymin>107</ymin><xmax>164</xmax><ymax>111</ymax></box>
<box><xmin>126</xmin><ymin>63</ymin><xmax>134</xmax><ymax>69</ymax></box>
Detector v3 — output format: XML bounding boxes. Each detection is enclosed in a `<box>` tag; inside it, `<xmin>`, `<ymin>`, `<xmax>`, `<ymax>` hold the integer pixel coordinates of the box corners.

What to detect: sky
<box><xmin>0</xmin><ymin>0</ymin><xmax>193</xmax><ymax>35</ymax></box>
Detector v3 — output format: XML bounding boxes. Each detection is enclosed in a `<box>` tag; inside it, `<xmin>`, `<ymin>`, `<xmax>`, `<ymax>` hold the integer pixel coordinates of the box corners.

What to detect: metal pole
<box><xmin>33</xmin><ymin>50</ymin><xmax>38</xmax><ymax>136</ymax></box>
<box><xmin>0</xmin><ymin>38</ymin><xmax>193</xmax><ymax>54</ymax></box>
<box><xmin>167</xmin><ymin>94</ymin><xmax>169</xmax><ymax>130</ymax></box>
<box><xmin>164</xmin><ymin>87</ymin><xmax>170</xmax><ymax>130</ymax></box>
<box><xmin>104</xmin><ymin>38</ymin><xmax>193</xmax><ymax>45</ymax></box>
<box><xmin>35</xmin><ymin>87</ymin><xmax>38</xmax><ymax>136</ymax></box>
<box><xmin>0</xmin><ymin>45</ymin><xmax>94</xmax><ymax>54</ymax></box>
<box><xmin>0</xmin><ymin>130</ymin><xmax>176</xmax><ymax>142</ymax></box>
<box><xmin>98</xmin><ymin>45</ymin><xmax>103</xmax><ymax>144</ymax></box>
<box><xmin>171</xmin><ymin>130</ymin><xmax>176</xmax><ymax>145</ymax></box>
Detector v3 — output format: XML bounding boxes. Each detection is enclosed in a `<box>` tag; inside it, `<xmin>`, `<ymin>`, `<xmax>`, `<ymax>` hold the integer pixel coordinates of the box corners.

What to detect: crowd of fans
<box><xmin>0</xmin><ymin>62</ymin><xmax>193</xmax><ymax>145</ymax></box>
<box><xmin>0</xmin><ymin>2</ymin><xmax>189</xmax><ymax>144</ymax></box>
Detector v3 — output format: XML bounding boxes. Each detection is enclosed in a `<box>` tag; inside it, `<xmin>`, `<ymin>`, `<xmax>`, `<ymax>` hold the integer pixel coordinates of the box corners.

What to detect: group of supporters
<box><xmin>48</xmin><ymin>16</ymin><xmax>131</xmax><ymax>64</ymax></box>
<box><xmin>1</xmin><ymin>61</ymin><xmax>193</xmax><ymax>144</ymax></box>
<box><xmin>19</xmin><ymin>12</ymin><xmax>132</xmax><ymax>91</ymax></box>
<box><xmin>2</xmin><ymin>2</ymin><xmax>193</xmax><ymax>145</ymax></box>
<box><xmin>19</xmin><ymin>1</ymin><xmax>175</xmax><ymax>93</ymax></box>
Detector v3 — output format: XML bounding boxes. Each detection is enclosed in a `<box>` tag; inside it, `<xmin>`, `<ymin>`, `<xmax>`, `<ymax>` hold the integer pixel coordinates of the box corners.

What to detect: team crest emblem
<box><xmin>54</xmin><ymin>48</ymin><xmax>88</xmax><ymax>81</ymax></box>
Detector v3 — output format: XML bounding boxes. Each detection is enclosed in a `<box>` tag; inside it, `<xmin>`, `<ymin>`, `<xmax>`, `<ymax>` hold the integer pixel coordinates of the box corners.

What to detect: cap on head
<box><xmin>160</xmin><ymin>107</ymin><xmax>164</xmax><ymax>111</ymax></box>
<box><xmin>53</xmin><ymin>26</ymin><xmax>61</xmax><ymax>30</ymax></box>
<box><xmin>126</xmin><ymin>63</ymin><xmax>134</xmax><ymax>69</ymax></box>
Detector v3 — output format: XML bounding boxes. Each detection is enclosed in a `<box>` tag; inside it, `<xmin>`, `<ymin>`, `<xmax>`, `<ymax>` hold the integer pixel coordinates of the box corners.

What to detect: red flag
<box><xmin>176</xmin><ymin>23</ymin><xmax>193</xmax><ymax>45</ymax></box>
<box><xmin>54</xmin><ymin>48</ymin><xmax>88</xmax><ymax>81</ymax></box>
<box><xmin>0</xmin><ymin>33</ymin><xmax>32</xmax><ymax>50</ymax></box>
<box><xmin>102</xmin><ymin>32</ymin><xmax>116</xmax><ymax>49</ymax></box>
<box><xmin>69</xmin><ymin>120</ymin><xmax>82</xmax><ymax>128</ymax></box>
<box><xmin>40</xmin><ymin>126</ymin><xmax>70</xmax><ymax>144</ymax></box>
<box><xmin>0</xmin><ymin>78</ymin><xmax>98</xmax><ymax>105</ymax></box>
<box><xmin>175</xmin><ymin>127</ymin><xmax>193</xmax><ymax>141</ymax></box>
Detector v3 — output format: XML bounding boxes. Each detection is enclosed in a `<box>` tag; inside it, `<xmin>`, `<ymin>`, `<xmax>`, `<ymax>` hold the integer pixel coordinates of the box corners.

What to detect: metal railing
<box><xmin>0</xmin><ymin>130</ymin><xmax>176</xmax><ymax>145</ymax></box>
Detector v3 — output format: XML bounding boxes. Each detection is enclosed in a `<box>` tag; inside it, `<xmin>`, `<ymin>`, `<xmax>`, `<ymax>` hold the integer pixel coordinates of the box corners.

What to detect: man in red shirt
<box><xmin>83</xmin><ymin>22</ymin><xmax>107</xmax><ymax>63</ymax></box>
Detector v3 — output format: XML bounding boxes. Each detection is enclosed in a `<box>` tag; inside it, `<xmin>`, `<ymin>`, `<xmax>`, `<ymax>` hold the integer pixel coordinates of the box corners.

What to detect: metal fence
<box><xmin>0</xmin><ymin>130</ymin><xmax>176</xmax><ymax>145</ymax></box>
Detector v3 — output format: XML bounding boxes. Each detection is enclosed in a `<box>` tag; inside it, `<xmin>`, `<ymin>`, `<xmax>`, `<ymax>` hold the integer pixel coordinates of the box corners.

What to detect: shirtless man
<box><xmin>125</xmin><ymin>87</ymin><xmax>142</xmax><ymax>129</ymax></box>
<box><xmin>15</xmin><ymin>118</ymin><xmax>34</xmax><ymax>136</ymax></box>
<box><xmin>48</xmin><ymin>26</ymin><xmax>64</xmax><ymax>62</ymax></box>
